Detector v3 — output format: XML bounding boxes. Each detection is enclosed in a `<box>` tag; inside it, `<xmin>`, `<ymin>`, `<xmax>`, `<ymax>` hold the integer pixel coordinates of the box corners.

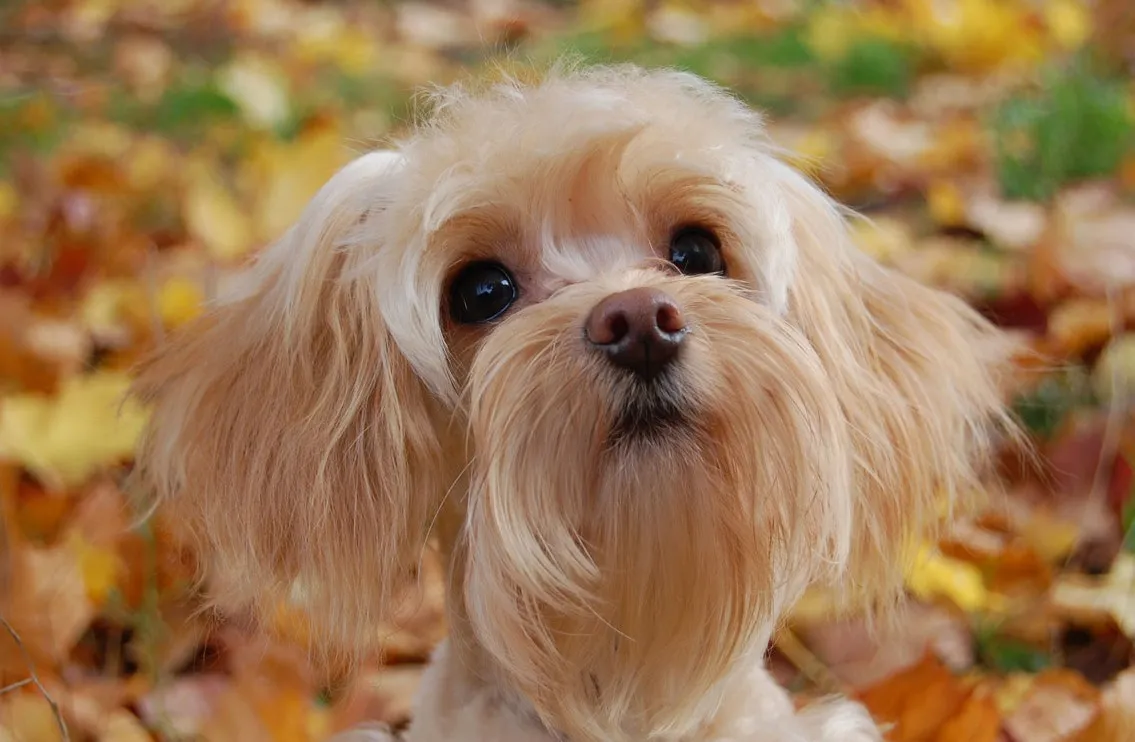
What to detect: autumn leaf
<box><xmin>933</xmin><ymin>683</ymin><xmax>1000</xmax><ymax>742</ymax></box>
<box><xmin>183</xmin><ymin>158</ymin><xmax>255</xmax><ymax>262</ymax></box>
<box><xmin>1051</xmin><ymin>554</ymin><xmax>1135</xmax><ymax>639</ymax></box>
<box><xmin>858</xmin><ymin>653</ymin><xmax>973</xmax><ymax>741</ymax></box>
<box><xmin>0</xmin><ymin>371</ymin><xmax>148</xmax><ymax>490</ymax></box>
<box><xmin>1</xmin><ymin>1</ymin><xmax>1133</xmax><ymax>740</ymax></box>
<box><xmin>1003</xmin><ymin>669</ymin><xmax>1101</xmax><ymax>742</ymax></box>
<box><xmin>906</xmin><ymin>543</ymin><xmax>1004</xmax><ymax>614</ymax></box>
<box><xmin>217</xmin><ymin>53</ymin><xmax>293</xmax><ymax>131</ymax></box>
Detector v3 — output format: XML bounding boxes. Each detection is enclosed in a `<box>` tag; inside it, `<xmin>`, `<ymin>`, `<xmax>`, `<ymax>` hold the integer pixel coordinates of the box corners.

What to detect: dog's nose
<box><xmin>585</xmin><ymin>287</ymin><xmax>687</xmax><ymax>380</ymax></box>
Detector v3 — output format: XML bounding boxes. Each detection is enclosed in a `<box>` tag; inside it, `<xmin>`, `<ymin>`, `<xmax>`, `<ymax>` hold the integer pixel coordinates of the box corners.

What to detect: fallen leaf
<box><xmin>1053</xmin><ymin>185</ymin><xmax>1135</xmax><ymax>293</ymax></box>
<box><xmin>243</xmin><ymin>120</ymin><xmax>346</xmax><ymax>246</ymax></box>
<box><xmin>1048</xmin><ymin>298</ymin><xmax>1116</xmax><ymax>358</ymax></box>
<box><xmin>136</xmin><ymin>675</ymin><xmax>230</xmax><ymax>739</ymax></box>
<box><xmin>3</xmin><ymin>541</ymin><xmax>96</xmax><ymax>664</ymax></box>
<box><xmin>1094</xmin><ymin>333</ymin><xmax>1135</xmax><ymax>405</ymax></box>
<box><xmin>1075</xmin><ymin>667</ymin><xmax>1135</xmax><ymax>742</ymax></box>
<box><xmin>183</xmin><ymin>160</ymin><xmax>255</xmax><ymax>262</ymax></box>
<box><xmin>330</xmin><ymin>665</ymin><xmax>425</xmax><ymax>735</ymax></box>
<box><xmin>906</xmin><ymin>543</ymin><xmax>1003</xmax><ymax>614</ymax></box>
<box><xmin>217</xmin><ymin>53</ymin><xmax>292</xmax><ymax>131</ymax></box>
<box><xmin>858</xmin><ymin>652</ymin><xmax>972</xmax><ymax>742</ymax></box>
<box><xmin>96</xmin><ymin>710</ymin><xmax>152</xmax><ymax>742</ymax></box>
<box><xmin>0</xmin><ymin>692</ymin><xmax>66</xmax><ymax>742</ymax></box>
<box><xmin>0</xmin><ymin>370</ymin><xmax>148</xmax><ymax>490</ymax></box>
<box><xmin>157</xmin><ymin>276</ymin><xmax>205</xmax><ymax>330</ymax></box>
<box><xmin>1003</xmin><ymin>669</ymin><xmax>1100</xmax><ymax>742</ymax></box>
<box><xmin>1051</xmin><ymin>554</ymin><xmax>1135</xmax><ymax>639</ymax></box>
<box><xmin>934</xmin><ymin>683</ymin><xmax>1000</xmax><ymax>742</ymax></box>
<box><xmin>799</xmin><ymin>601</ymin><xmax>974</xmax><ymax>689</ymax></box>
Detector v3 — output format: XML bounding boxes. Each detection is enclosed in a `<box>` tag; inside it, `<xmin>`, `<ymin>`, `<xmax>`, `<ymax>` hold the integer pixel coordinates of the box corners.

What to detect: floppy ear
<box><xmin>130</xmin><ymin>152</ymin><xmax>447</xmax><ymax>657</ymax></box>
<box><xmin>775</xmin><ymin>165</ymin><xmax>1019</xmax><ymax>608</ymax></box>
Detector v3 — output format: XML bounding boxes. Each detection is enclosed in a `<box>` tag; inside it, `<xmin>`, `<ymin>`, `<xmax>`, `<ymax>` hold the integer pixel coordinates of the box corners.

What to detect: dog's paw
<box><xmin>796</xmin><ymin>698</ymin><xmax>883</xmax><ymax>742</ymax></box>
<box><xmin>325</xmin><ymin>722</ymin><xmax>402</xmax><ymax>742</ymax></box>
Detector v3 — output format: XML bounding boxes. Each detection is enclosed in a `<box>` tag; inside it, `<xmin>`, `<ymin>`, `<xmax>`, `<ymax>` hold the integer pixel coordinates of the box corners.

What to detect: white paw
<box><xmin>325</xmin><ymin>722</ymin><xmax>401</xmax><ymax>742</ymax></box>
<box><xmin>797</xmin><ymin>698</ymin><xmax>883</xmax><ymax>742</ymax></box>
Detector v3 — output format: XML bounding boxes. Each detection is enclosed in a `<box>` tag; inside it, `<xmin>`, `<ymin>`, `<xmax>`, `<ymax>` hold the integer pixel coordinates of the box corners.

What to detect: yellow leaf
<box><xmin>217</xmin><ymin>53</ymin><xmax>291</xmax><ymax>130</ymax></box>
<box><xmin>1019</xmin><ymin>509</ymin><xmax>1081</xmax><ymax>564</ymax></box>
<box><xmin>247</xmin><ymin>123</ymin><xmax>347</xmax><ymax>245</ymax></box>
<box><xmin>804</xmin><ymin>6</ymin><xmax>858</xmax><ymax>62</ymax></box>
<box><xmin>910</xmin><ymin>0</ymin><xmax>1045</xmax><ymax>73</ymax></box>
<box><xmin>1045</xmin><ymin>0</ymin><xmax>1092</xmax><ymax>50</ymax></box>
<box><xmin>0</xmin><ymin>693</ymin><xmax>66</xmax><ymax>742</ymax></box>
<box><xmin>578</xmin><ymin>0</ymin><xmax>646</xmax><ymax>44</ymax></box>
<box><xmin>927</xmin><ymin>180</ymin><xmax>967</xmax><ymax>227</ymax></box>
<box><xmin>1048</xmin><ymin>298</ymin><xmax>1116</xmax><ymax>357</ymax></box>
<box><xmin>0</xmin><ymin>371</ymin><xmax>149</xmax><ymax>489</ymax></box>
<box><xmin>184</xmin><ymin>160</ymin><xmax>255</xmax><ymax>261</ymax></box>
<box><xmin>0</xmin><ymin>181</ymin><xmax>17</xmax><ymax>221</ymax></box>
<box><xmin>96</xmin><ymin>710</ymin><xmax>152</xmax><ymax>742</ymax></box>
<box><xmin>68</xmin><ymin>530</ymin><xmax>121</xmax><ymax>606</ymax></box>
<box><xmin>294</xmin><ymin>10</ymin><xmax>378</xmax><ymax>74</ymax></box>
<box><xmin>127</xmin><ymin>137</ymin><xmax>176</xmax><ymax>192</ymax></box>
<box><xmin>852</xmin><ymin>216</ymin><xmax>914</xmax><ymax>264</ymax></box>
<box><xmin>158</xmin><ymin>277</ymin><xmax>205</xmax><ymax>330</ymax></box>
<box><xmin>906</xmin><ymin>543</ymin><xmax>1001</xmax><ymax>613</ymax></box>
<box><xmin>80</xmin><ymin>280</ymin><xmax>149</xmax><ymax>342</ymax></box>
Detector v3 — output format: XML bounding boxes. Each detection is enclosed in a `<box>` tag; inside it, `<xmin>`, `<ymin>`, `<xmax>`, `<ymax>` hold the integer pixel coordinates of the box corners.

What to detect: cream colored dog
<box><xmin>131</xmin><ymin>64</ymin><xmax>1016</xmax><ymax>741</ymax></box>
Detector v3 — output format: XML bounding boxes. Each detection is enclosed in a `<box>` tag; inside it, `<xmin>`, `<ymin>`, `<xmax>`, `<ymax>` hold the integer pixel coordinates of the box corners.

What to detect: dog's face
<box><xmin>133</xmin><ymin>66</ymin><xmax>1014</xmax><ymax>740</ymax></box>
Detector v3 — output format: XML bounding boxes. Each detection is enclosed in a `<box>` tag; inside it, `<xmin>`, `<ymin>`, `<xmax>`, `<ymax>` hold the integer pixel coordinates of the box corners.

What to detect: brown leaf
<box><xmin>800</xmin><ymin>602</ymin><xmax>974</xmax><ymax>690</ymax></box>
<box><xmin>1002</xmin><ymin>669</ymin><xmax>1100</xmax><ymax>742</ymax></box>
<box><xmin>330</xmin><ymin>665</ymin><xmax>425</xmax><ymax>736</ymax></box>
<box><xmin>858</xmin><ymin>653</ymin><xmax>972</xmax><ymax>741</ymax></box>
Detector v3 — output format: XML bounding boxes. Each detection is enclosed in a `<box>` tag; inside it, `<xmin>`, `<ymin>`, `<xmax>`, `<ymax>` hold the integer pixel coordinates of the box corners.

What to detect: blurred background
<box><xmin>1</xmin><ymin>0</ymin><xmax>1134</xmax><ymax>740</ymax></box>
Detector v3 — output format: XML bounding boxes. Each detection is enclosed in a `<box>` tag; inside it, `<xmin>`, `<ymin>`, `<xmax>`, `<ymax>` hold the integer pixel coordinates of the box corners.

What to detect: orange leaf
<box><xmin>934</xmin><ymin>684</ymin><xmax>1000</xmax><ymax>742</ymax></box>
<box><xmin>858</xmin><ymin>653</ymin><xmax>971</xmax><ymax>741</ymax></box>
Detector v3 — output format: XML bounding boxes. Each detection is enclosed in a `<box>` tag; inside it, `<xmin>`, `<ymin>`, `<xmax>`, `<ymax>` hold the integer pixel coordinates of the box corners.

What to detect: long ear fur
<box><xmin>130</xmin><ymin>152</ymin><xmax>446</xmax><ymax>658</ymax></box>
<box><xmin>776</xmin><ymin>163</ymin><xmax>1019</xmax><ymax>609</ymax></box>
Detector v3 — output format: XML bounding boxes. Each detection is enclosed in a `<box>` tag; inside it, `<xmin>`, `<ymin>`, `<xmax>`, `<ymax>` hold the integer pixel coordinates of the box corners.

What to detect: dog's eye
<box><xmin>669</xmin><ymin>227</ymin><xmax>724</xmax><ymax>276</ymax></box>
<box><xmin>448</xmin><ymin>261</ymin><xmax>518</xmax><ymax>324</ymax></box>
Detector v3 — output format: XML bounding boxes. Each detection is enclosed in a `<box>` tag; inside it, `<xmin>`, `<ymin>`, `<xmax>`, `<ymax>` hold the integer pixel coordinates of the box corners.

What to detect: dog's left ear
<box><xmin>774</xmin><ymin>163</ymin><xmax>1019</xmax><ymax>607</ymax></box>
<box><xmin>129</xmin><ymin>151</ymin><xmax>449</xmax><ymax>658</ymax></box>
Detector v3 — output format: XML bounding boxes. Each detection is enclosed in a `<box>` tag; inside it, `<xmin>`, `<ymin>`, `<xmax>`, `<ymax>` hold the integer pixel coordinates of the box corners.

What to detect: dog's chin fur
<box><xmin>462</xmin><ymin>275</ymin><xmax>851</xmax><ymax>740</ymax></box>
<box><xmin>129</xmin><ymin>62</ymin><xmax>1019</xmax><ymax>742</ymax></box>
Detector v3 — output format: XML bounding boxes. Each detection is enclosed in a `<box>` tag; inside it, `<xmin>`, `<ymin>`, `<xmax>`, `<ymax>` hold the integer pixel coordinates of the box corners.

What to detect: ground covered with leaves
<box><xmin>1</xmin><ymin>0</ymin><xmax>1134</xmax><ymax>740</ymax></box>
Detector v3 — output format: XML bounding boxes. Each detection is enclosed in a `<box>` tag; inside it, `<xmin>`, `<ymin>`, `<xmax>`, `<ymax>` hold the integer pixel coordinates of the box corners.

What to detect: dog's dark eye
<box><xmin>448</xmin><ymin>261</ymin><xmax>518</xmax><ymax>324</ymax></box>
<box><xmin>669</xmin><ymin>227</ymin><xmax>724</xmax><ymax>276</ymax></box>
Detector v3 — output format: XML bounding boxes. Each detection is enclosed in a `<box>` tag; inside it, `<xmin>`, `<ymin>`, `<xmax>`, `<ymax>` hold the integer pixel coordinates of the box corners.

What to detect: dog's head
<box><xmin>132</xmin><ymin>64</ymin><xmax>1015</xmax><ymax>740</ymax></box>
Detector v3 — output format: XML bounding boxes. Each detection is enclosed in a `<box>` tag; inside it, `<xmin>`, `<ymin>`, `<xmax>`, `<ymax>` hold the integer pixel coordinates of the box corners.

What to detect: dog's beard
<box><xmin>461</xmin><ymin>276</ymin><xmax>854</xmax><ymax>742</ymax></box>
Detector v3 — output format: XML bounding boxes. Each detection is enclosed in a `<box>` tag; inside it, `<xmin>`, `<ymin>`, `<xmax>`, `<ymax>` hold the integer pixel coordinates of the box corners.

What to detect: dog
<box><xmin>131</xmin><ymin>63</ymin><xmax>1018</xmax><ymax>741</ymax></box>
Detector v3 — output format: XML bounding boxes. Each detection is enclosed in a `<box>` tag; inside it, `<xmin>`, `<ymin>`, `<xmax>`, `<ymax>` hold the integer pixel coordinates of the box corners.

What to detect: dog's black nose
<box><xmin>586</xmin><ymin>287</ymin><xmax>687</xmax><ymax>380</ymax></box>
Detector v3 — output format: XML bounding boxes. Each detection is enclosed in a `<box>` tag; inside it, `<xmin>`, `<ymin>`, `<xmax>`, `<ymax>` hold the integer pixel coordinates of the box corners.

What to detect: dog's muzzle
<box><xmin>585</xmin><ymin>286</ymin><xmax>688</xmax><ymax>381</ymax></box>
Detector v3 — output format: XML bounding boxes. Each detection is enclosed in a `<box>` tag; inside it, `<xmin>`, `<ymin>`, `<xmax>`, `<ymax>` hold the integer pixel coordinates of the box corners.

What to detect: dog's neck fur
<box><xmin>426</xmin><ymin>497</ymin><xmax>767</xmax><ymax>741</ymax></box>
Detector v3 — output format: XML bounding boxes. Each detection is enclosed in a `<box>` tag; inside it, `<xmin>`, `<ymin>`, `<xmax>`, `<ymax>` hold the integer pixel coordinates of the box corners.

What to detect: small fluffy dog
<box><xmin>132</xmin><ymin>64</ymin><xmax>1016</xmax><ymax>742</ymax></box>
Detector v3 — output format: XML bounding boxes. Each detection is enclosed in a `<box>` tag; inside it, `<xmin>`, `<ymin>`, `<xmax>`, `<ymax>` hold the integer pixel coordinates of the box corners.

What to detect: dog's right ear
<box><xmin>131</xmin><ymin>151</ymin><xmax>447</xmax><ymax>658</ymax></box>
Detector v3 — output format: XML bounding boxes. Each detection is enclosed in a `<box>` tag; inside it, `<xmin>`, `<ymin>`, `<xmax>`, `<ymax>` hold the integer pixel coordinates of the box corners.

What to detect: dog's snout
<box><xmin>586</xmin><ymin>287</ymin><xmax>687</xmax><ymax>380</ymax></box>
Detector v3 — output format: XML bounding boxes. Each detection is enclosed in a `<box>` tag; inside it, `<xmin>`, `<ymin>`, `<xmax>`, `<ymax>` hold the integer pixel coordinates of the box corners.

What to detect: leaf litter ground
<box><xmin>1</xmin><ymin>1</ymin><xmax>1134</xmax><ymax>740</ymax></box>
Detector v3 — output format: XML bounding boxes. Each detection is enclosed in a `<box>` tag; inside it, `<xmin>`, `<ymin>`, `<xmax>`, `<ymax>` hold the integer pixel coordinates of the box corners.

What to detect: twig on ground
<box><xmin>0</xmin><ymin>678</ymin><xmax>32</xmax><ymax>695</ymax></box>
<box><xmin>0</xmin><ymin>617</ymin><xmax>70</xmax><ymax>742</ymax></box>
<box><xmin>773</xmin><ymin>628</ymin><xmax>847</xmax><ymax>697</ymax></box>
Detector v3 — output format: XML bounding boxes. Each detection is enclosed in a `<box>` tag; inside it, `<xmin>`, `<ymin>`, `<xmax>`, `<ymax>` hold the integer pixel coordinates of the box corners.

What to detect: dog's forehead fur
<box><xmin>391</xmin><ymin>67</ymin><xmax>771</xmax><ymax>236</ymax></box>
